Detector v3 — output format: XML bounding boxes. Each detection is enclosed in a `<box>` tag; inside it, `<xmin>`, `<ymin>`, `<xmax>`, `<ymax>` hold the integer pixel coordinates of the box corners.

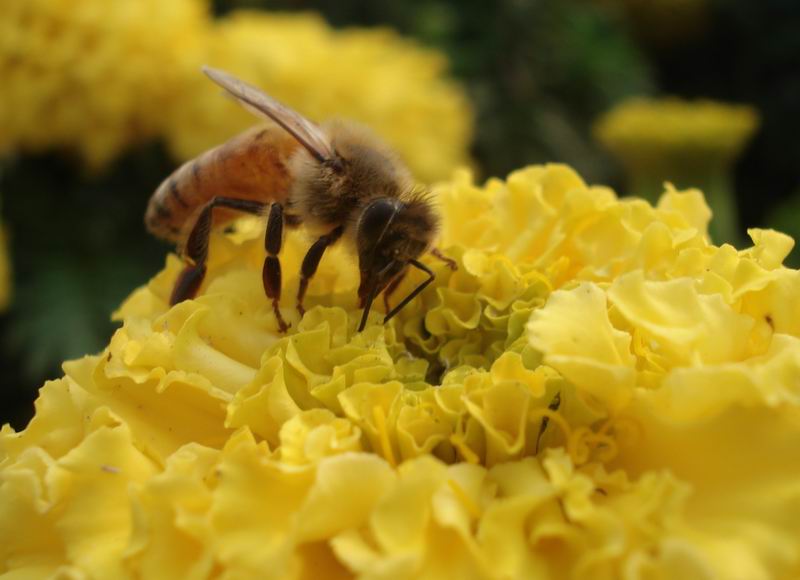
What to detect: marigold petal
<box><xmin>657</xmin><ymin>184</ymin><xmax>712</xmax><ymax>235</ymax></box>
<box><xmin>608</xmin><ymin>271</ymin><xmax>754</xmax><ymax>366</ymax></box>
<box><xmin>295</xmin><ymin>453</ymin><xmax>395</xmax><ymax>543</ymax></box>
<box><xmin>279</xmin><ymin>409</ymin><xmax>362</xmax><ymax>465</ymax></box>
<box><xmin>209</xmin><ymin>429</ymin><xmax>312</xmax><ymax>577</ymax></box>
<box><xmin>226</xmin><ymin>356</ymin><xmax>301</xmax><ymax>446</ymax></box>
<box><xmin>528</xmin><ymin>283</ymin><xmax>636</xmax><ymax>410</ymax></box>
<box><xmin>123</xmin><ymin>443</ymin><xmax>219</xmax><ymax>580</ymax></box>
<box><xmin>743</xmin><ymin>228</ymin><xmax>795</xmax><ymax>270</ymax></box>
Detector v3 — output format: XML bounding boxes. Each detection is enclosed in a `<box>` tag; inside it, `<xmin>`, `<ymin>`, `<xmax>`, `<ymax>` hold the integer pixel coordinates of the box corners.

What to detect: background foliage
<box><xmin>2</xmin><ymin>0</ymin><xmax>799</xmax><ymax>428</ymax></box>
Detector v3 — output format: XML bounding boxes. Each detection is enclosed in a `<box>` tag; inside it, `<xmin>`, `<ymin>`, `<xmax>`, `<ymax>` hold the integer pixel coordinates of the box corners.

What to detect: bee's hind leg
<box><xmin>262</xmin><ymin>203</ymin><xmax>291</xmax><ymax>333</ymax></box>
<box><xmin>296</xmin><ymin>226</ymin><xmax>344</xmax><ymax>316</ymax></box>
<box><xmin>171</xmin><ymin>196</ymin><xmax>267</xmax><ymax>306</ymax></box>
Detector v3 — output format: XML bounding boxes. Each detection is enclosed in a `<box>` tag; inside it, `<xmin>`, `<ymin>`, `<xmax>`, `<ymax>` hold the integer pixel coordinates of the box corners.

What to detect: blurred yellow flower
<box><xmin>1</xmin><ymin>4</ymin><xmax>472</xmax><ymax>181</ymax></box>
<box><xmin>3</xmin><ymin>164</ymin><xmax>800</xmax><ymax>578</ymax></box>
<box><xmin>594</xmin><ymin>97</ymin><xmax>760</xmax><ymax>244</ymax></box>
<box><xmin>162</xmin><ymin>11</ymin><xmax>473</xmax><ymax>183</ymax></box>
<box><xmin>0</xmin><ymin>0</ymin><xmax>209</xmax><ymax>169</ymax></box>
<box><xmin>595</xmin><ymin>98</ymin><xmax>759</xmax><ymax>173</ymax></box>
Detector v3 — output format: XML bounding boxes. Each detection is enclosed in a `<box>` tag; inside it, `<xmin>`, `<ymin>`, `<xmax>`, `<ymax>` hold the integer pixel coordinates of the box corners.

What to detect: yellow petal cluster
<box><xmin>594</xmin><ymin>97</ymin><xmax>759</xmax><ymax>175</ymax></box>
<box><xmin>3</xmin><ymin>164</ymin><xmax>800</xmax><ymax>578</ymax></box>
<box><xmin>0</xmin><ymin>0</ymin><xmax>209</xmax><ymax>168</ymax></box>
<box><xmin>162</xmin><ymin>11</ymin><xmax>473</xmax><ymax>183</ymax></box>
<box><xmin>1</xmin><ymin>2</ymin><xmax>473</xmax><ymax>180</ymax></box>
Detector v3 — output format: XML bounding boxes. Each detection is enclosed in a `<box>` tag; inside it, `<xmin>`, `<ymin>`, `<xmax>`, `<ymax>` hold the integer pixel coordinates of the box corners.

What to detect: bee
<box><xmin>146</xmin><ymin>66</ymin><xmax>455</xmax><ymax>333</ymax></box>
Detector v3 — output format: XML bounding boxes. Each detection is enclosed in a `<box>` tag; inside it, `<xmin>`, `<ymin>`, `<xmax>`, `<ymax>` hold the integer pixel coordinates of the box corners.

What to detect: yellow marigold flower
<box><xmin>162</xmin><ymin>11</ymin><xmax>473</xmax><ymax>183</ymax></box>
<box><xmin>3</xmin><ymin>164</ymin><xmax>800</xmax><ymax>578</ymax></box>
<box><xmin>0</xmin><ymin>0</ymin><xmax>209</xmax><ymax>168</ymax></box>
<box><xmin>594</xmin><ymin>97</ymin><xmax>760</xmax><ymax>244</ymax></box>
<box><xmin>1</xmin><ymin>3</ymin><xmax>470</xmax><ymax>177</ymax></box>
<box><xmin>595</xmin><ymin>98</ymin><xmax>759</xmax><ymax>172</ymax></box>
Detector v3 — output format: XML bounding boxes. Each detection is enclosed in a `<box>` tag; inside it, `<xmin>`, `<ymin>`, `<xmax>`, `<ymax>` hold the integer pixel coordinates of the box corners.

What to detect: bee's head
<box><xmin>355</xmin><ymin>194</ymin><xmax>438</xmax><ymax>318</ymax></box>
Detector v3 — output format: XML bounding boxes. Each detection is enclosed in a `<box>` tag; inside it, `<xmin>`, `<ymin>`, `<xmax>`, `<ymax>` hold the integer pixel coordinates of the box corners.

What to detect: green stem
<box><xmin>628</xmin><ymin>172</ymin><xmax>666</xmax><ymax>205</ymax></box>
<box><xmin>702</xmin><ymin>170</ymin><xmax>739</xmax><ymax>247</ymax></box>
<box><xmin>628</xmin><ymin>166</ymin><xmax>740</xmax><ymax>247</ymax></box>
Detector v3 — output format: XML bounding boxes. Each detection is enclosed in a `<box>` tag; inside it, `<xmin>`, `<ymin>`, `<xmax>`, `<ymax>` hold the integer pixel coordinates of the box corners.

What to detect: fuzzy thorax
<box><xmin>287</xmin><ymin>120</ymin><xmax>418</xmax><ymax>235</ymax></box>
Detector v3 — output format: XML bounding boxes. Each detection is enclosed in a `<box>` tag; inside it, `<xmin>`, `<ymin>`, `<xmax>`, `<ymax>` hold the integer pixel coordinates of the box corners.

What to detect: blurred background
<box><xmin>1</xmin><ymin>0</ymin><xmax>799</xmax><ymax>429</ymax></box>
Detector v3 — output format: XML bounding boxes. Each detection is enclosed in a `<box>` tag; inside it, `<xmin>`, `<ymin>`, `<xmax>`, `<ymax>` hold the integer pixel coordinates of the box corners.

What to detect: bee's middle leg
<box><xmin>296</xmin><ymin>226</ymin><xmax>344</xmax><ymax>316</ymax></box>
<box><xmin>263</xmin><ymin>203</ymin><xmax>290</xmax><ymax>333</ymax></box>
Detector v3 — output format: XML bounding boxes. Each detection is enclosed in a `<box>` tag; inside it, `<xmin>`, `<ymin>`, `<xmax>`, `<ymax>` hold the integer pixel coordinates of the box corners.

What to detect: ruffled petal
<box><xmin>528</xmin><ymin>283</ymin><xmax>636</xmax><ymax>410</ymax></box>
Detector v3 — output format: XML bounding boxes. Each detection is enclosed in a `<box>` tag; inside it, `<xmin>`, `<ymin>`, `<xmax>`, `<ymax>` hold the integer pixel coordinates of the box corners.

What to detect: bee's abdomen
<box><xmin>145</xmin><ymin>125</ymin><xmax>299</xmax><ymax>243</ymax></box>
<box><xmin>145</xmin><ymin>160</ymin><xmax>201</xmax><ymax>241</ymax></box>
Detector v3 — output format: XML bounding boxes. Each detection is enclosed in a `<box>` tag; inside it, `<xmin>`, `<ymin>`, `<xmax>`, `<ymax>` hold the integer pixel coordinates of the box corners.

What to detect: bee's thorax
<box><xmin>288</xmin><ymin>120</ymin><xmax>416</xmax><ymax>233</ymax></box>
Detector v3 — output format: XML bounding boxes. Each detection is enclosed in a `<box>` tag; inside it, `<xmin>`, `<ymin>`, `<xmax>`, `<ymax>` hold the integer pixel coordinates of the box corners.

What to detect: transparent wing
<box><xmin>203</xmin><ymin>66</ymin><xmax>334</xmax><ymax>163</ymax></box>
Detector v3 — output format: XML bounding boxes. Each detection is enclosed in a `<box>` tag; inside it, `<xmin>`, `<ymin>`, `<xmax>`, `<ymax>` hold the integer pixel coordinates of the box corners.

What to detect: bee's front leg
<box><xmin>382</xmin><ymin>270</ymin><xmax>407</xmax><ymax>314</ymax></box>
<box><xmin>430</xmin><ymin>247</ymin><xmax>457</xmax><ymax>271</ymax></box>
<box><xmin>296</xmin><ymin>226</ymin><xmax>344</xmax><ymax>316</ymax></box>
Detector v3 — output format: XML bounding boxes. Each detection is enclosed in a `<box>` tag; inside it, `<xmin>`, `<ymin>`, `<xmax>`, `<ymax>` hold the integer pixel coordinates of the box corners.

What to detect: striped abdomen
<box><xmin>145</xmin><ymin>125</ymin><xmax>300</xmax><ymax>242</ymax></box>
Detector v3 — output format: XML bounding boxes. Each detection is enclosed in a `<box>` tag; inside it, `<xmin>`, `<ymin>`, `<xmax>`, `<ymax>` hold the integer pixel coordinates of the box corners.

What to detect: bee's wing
<box><xmin>203</xmin><ymin>66</ymin><xmax>334</xmax><ymax>163</ymax></box>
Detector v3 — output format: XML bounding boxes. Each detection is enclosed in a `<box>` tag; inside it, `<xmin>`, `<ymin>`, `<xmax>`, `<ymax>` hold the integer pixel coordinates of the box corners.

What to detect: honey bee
<box><xmin>146</xmin><ymin>66</ymin><xmax>455</xmax><ymax>333</ymax></box>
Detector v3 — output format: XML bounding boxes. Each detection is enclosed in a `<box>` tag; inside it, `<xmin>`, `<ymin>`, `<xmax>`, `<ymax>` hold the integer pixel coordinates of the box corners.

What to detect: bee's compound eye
<box><xmin>358</xmin><ymin>198</ymin><xmax>403</xmax><ymax>243</ymax></box>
